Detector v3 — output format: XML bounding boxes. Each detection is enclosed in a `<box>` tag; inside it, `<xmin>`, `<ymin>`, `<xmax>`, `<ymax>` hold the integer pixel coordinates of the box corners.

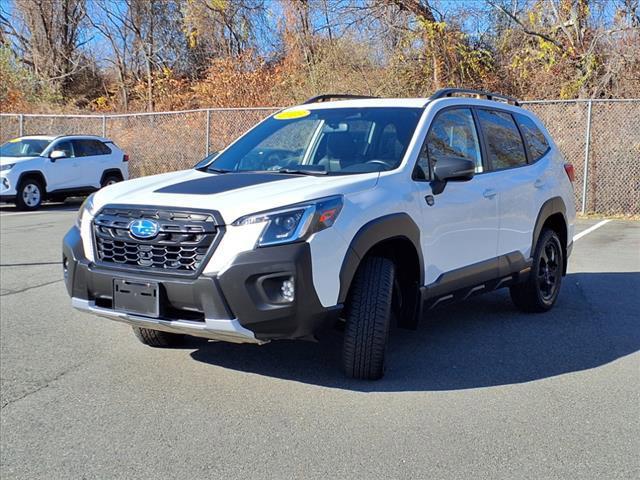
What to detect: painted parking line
<box><xmin>573</xmin><ymin>219</ymin><xmax>611</xmax><ymax>242</ymax></box>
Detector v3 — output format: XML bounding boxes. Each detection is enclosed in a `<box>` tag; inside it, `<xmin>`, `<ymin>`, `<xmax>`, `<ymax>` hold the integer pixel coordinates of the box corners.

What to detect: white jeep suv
<box><xmin>63</xmin><ymin>89</ymin><xmax>575</xmax><ymax>380</ymax></box>
<box><xmin>0</xmin><ymin>135</ymin><xmax>129</xmax><ymax>210</ymax></box>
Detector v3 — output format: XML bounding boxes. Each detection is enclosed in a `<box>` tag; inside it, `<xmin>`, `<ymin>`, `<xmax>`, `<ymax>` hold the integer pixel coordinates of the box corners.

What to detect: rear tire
<box><xmin>342</xmin><ymin>256</ymin><xmax>395</xmax><ymax>380</ymax></box>
<box><xmin>132</xmin><ymin>327</ymin><xmax>184</xmax><ymax>347</ymax></box>
<box><xmin>101</xmin><ymin>174</ymin><xmax>121</xmax><ymax>188</ymax></box>
<box><xmin>16</xmin><ymin>178</ymin><xmax>44</xmax><ymax>211</ymax></box>
<box><xmin>510</xmin><ymin>228</ymin><xmax>564</xmax><ymax>313</ymax></box>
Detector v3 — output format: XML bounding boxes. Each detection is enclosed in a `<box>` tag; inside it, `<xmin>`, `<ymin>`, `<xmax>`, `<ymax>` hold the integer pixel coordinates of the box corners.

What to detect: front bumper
<box><xmin>0</xmin><ymin>173</ymin><xmax>16</xmax><ymax>200</ymax></box>
<box><xmin>63</xmin><ymin>226</ymin><xmax>341</xmax><ymax>343</ymax></box>
<box><xmin>71</xmin><ymin>297</ymin><xmax>262</xmax><ymax>344</ymax></box>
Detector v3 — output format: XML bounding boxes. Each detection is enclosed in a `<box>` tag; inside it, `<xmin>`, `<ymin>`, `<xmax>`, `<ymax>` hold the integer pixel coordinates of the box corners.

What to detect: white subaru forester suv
<box><xmin>63</xmin><ymin>89</ymin><xmax>576</xmax><ymax>380</ymax></box>
<box><xmin>0</xmin><ymin>135</ymin><xmax>128</xmax><ymax>210</ymax></box>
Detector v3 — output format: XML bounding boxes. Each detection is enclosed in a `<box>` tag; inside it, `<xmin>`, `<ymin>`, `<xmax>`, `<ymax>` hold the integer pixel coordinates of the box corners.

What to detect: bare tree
<box><xmin>1</xmin><ymin>0</ymin><xmax>90</xmax><ymax>95</ymax></box>
<box><xmin>89</xmin><ymin>0</ymin><xmax>133</xmax><ymax>110</ymax></box>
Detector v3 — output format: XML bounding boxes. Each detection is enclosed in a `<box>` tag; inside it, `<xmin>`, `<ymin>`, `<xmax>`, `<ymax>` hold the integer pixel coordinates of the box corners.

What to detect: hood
<box><xmin>92</xmin><ymin>169</ymin><xmax>380</xmax><ymax>224</ymax></box>
<box><xmin>0</xmin><ymin>155</ymin><xmax>40</xmax><ymax>166</ymax></box>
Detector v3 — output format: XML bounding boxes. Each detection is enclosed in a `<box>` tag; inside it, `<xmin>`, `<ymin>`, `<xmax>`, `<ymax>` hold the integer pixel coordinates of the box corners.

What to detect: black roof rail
<box><xmin>303</xmin><ymin>94</ymin><xmax>379</xmax><ymax>104</ymax></box>
<box><xmin>429</xmin><ymin>88</ymin><xmax>520</xmax><ymax>106</ymax></box>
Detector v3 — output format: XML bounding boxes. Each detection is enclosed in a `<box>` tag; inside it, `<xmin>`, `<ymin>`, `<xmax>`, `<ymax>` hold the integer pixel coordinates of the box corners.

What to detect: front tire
<box><xmin>342</xmin><ymin>256</ymin><xmax>395</xmax><ymax>380</ymax></box>
<box><xmin>16</xmin><ymin>178</ymin><xmax>44</xmax><ymax>211</ymax></box>
<box><xmin>132</xmin><ymin>327</ymin><xmax>184</xmax><ymax>347</ymax></box>
<box><xmin>510</xmin><ymin>228</ymin><xmax>564</xmax><ymax>312</ymax></box>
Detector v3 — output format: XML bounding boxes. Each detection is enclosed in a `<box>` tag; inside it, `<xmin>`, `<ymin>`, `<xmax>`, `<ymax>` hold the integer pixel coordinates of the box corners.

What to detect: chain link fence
<box><xmin>523</xmin><ymin>99</ymin><xmax>640</xmax><ymax>216</ymax></box>
<box><xmin>1</xmin><ymin>100</ymin><xmax>638</xmax><ymax>215</ymax></box>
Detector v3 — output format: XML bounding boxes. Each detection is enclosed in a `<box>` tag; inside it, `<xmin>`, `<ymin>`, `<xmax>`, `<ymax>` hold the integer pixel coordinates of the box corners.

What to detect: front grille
<box><xmin>93</xmin><ymin>206</ymin><xmax>221</xmax><ymax>274</ymax></box>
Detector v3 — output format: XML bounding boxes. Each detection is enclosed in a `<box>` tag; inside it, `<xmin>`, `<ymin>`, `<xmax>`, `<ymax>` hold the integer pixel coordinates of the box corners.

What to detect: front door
<box><xmin>413</xmin><ymin>107</ymin><xmax>499</xmax><ymax>287</ymax></box>
<box><xmin>43</xmin><ymin>139</ymin><xmax>81</xmax><ymax>190</ymax></box>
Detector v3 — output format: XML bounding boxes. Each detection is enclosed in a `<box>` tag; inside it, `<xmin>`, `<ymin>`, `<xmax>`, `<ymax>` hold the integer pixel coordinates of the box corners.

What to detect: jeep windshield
<box><xmin>0</xmin><ymin>139</ymin><xmax>51</xmax><ymax>157</ymax></box>
<box><xmin>206</xmin><ymin>107</ymin><xmax>422</xmax><ymax>175</ymax></box>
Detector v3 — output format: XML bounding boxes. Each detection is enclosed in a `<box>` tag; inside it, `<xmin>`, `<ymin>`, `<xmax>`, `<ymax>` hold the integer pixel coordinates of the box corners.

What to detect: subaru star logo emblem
<box><xmin>129</xmin><ymin>219</ymin><xmax>160</xmax><ymax>239</ymax></box>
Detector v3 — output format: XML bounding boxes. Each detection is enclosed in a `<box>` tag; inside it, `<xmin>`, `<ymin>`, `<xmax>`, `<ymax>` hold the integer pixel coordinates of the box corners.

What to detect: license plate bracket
<box><xmin>113</xmin><ymin>279</ymin><xmax>160</xmax><ymax>318</ymax></box>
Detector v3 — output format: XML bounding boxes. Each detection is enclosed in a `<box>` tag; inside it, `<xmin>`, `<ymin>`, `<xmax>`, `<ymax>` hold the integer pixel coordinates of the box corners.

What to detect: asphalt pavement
<box><xmin>0</xmin><ymin>203</ymin><xmax>638</xmax><ymax>479</ymax></box>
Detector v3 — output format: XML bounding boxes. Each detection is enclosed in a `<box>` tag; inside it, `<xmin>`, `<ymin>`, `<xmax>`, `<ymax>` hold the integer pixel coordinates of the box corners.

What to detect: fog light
<box><xmin>1</xmin><ymin>177</ymin><xmax>9</xmax><ymax>190</ymax></box>
<box><xmin>62</xmin><ymin>256</ymin><xmax>69</xmax><ymax>279</ymax></box>
<box><xmin>281</xmin><ymin>277</ymin><xmax>295</xmax><ymax>302</ymax></box>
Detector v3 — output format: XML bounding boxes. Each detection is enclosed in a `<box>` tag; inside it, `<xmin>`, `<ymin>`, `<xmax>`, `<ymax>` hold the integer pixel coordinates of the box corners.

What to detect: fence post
<box><xmin>18</xmin><ymin>114</ymin><xmax>24</xmax><ymax>137</ymax></box>
<box><xmin>102</xmin><ymin>115</ymin><xmax>107</xmax><ymax>137</ymax></box>
<box><xmin>581</xmin><ymin>99</ymin><xmax>593</xmax><ymax>215</ymax></box>
<box><xmin>205</xmin><ymin>109</ymin><xmax>211</xmax><ymax>156</ymax></box>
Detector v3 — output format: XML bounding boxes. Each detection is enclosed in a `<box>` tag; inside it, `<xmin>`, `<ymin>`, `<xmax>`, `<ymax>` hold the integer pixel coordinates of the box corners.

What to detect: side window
<box><xmin>95</xmin><ymin>140</ymin><xmax>112</xmax><ymax>155</ymax></box>
<box><xmin>476</xmin><ymin>109</ymin><xmax>527</xmax><ymax>170</ymax></box>
<box><xmin>71</xmin><ymin>140</ymin><xmax>90</xmax><ymax>157</ymax></box>
<box><xmin>515</xmin><ymin>114</ymin><xmax>549</xmax><ymax>162</ymax></box>
<box><xmin>71</xmin><ymin>139</ymin><xmax>111</xmax><ymax>157</ymax></box>
<box><xmin>414</xmin><ymin>108</ymin><xmax>482</xmax><ymax>180</ymax></box>
<box><xmin>53</xmin><ymin>140</ymin><xmax>74</xmax><ymax>158</ymax></box>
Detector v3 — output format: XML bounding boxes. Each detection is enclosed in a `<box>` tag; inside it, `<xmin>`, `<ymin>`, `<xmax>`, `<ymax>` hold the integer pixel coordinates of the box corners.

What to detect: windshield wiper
<box><xmin>275</xmin><ymin>168</ymin><xmax>328</xmax><ymax>176</ymax></box>
<box><xmin>204</xmin><ymin>167</ymin><xmax>231</xmax><ymax>174</ymax></box>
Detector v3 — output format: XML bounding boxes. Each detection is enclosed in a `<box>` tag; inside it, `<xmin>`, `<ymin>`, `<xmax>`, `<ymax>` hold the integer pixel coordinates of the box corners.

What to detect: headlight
<box><xmin>76</xmin><ymin>193</ymin><xmax>97</xmax><ymax>228</ymax></box>
<box><xmin>0</xmin><ymin>163</ymin><xmax>15</xmax><ymax>171</ymax></box>
<box><xmin>233</xmin><ymin>195</ymin><xmax>343</xmax><ymax>247</ymax></box>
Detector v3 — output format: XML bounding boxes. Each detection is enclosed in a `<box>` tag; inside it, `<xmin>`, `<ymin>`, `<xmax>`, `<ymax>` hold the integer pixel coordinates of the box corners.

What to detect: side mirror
<box><xmin>430</xmin><ymin>155</ymin><xmax>475</xmax><ymax>195</ymax></box>
<box><xmin>433</xmin><ymin>155</ymin><xmax>475</xmax><ymax>182</ymax></box>
<box><xmin>49</xmin><ymin>150</ymin><xmax>67</xmax><ymax>162</ymax></box>
<box><xmin>194</xmin><ymin>151</ymin><xmax>219</xmax><ymax>169</ymax></box>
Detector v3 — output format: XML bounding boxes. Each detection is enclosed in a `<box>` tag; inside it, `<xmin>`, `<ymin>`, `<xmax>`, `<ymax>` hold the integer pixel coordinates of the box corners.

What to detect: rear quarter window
<box><xmin>515</xmin><ymin>114</ymin><xmax>550</xmax><ymax>162</ymax></box>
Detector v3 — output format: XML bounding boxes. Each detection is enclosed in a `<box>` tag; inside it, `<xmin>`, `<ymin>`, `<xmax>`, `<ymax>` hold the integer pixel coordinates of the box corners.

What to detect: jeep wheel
<box><xmin>342</xmin><ymin>256</ymin><xmax>395</xmax><ymax>380</ymax></box>
<box><xmin>132</xmin><ymin>327</ymin><xmax>184</xmax><ymax>347</ymax></box>
<box><xmin>16</xmin><ymin>178</ymin><xmax>44</xmax><ymax>211</ymax></box>
<box><xmin>510</xmin><ymin>228</ymin><xmax>564</xmax><ymax>313</ymax></box>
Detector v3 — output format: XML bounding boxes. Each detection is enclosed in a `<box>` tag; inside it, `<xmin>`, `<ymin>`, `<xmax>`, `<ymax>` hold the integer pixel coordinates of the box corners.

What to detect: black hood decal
<box><xmin>154</xmin><ymin>172</ymin><xmax>298</xmax><ymax>195</ymax></box>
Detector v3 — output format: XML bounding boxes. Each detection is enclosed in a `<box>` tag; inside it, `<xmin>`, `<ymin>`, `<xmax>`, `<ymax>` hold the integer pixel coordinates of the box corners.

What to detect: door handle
<box><xmin>534</xmin><ymin>179</ymin><xmax>545</xmax><ymax>189</ymax></box>
<box><xmin>483</xmin><ymin>189</ymin><xmax>497</xmax><ymax>199</ymax></box>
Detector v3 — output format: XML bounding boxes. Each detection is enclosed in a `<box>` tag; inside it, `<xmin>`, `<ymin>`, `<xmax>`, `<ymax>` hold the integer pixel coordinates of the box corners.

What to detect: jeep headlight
<box><xmin>233</xmin><ymin>195</ymin><xmax>343</xmax><ymax>247</ymax></box>
<box><xmin>0</xmin><ymin>163</ymin><xmax>15</xmax><ymax>171</ymax></box>
<box><xmin>76</xmin><ymin>193</ymin><xmax>97</xmax><ymax>228</ymax></box>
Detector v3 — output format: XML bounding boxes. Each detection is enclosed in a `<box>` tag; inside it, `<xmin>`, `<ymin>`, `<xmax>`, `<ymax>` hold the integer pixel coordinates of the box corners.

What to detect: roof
<box><xmin>15</xmin><ymin>134</ymin><xmax>111</xmax><ymax>142</ymax></box>
<box><xmin>288</xmin><ymin>96</ymin><xmax>528</xmax><ymax>115</ymax></box>
<box><xmin>294</xmin><ymin>88</ymin><xmax>523</xmax><ymax>111</ymax></box>
<box><xmin>300</xmin><ymin>98</ymin><xmax>428</xmax><ymax>110</ymax></box>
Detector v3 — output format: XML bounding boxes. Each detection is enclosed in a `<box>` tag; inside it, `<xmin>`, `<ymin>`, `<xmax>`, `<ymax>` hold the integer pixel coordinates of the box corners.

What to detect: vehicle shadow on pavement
<box><xmin>189</xmin><ymin>272</ymin><xmax>640</xmax><ymax>392</ymax></box>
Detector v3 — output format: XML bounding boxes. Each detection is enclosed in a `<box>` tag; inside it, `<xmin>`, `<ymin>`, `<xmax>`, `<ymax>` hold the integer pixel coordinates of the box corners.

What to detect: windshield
<box><xmin>0</xmin><ymin>139</ymin><xmax>51</xmax><ymax>157</ymax></box>
<box><xmin>207</xmin><ymin>107</ymin><xmax>422</xmax><ymax>175</ymax></box>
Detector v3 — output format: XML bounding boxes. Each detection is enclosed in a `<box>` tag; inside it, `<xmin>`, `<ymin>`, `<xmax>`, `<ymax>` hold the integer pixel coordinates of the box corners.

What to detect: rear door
<box><xmin>414</xmin><ymin>107</ymin><xmax>500</xmax><ymax>287</ymax></box>
<box><xmin>474</xmin><ymin>108</ymin><xmax>538</xmax><ymax>259</ymax></box>
<box><xmin>71</xmin><ymin>139</ymin><xmax>112</xmax><ymax>187</ymax></box>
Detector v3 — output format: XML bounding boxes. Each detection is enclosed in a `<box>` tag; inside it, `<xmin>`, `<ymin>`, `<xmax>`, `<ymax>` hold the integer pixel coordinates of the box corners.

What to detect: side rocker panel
<box><xmin>337</xmin><ymin>213</ymin><xmax>423</xmax><ymax>304</ymax></box>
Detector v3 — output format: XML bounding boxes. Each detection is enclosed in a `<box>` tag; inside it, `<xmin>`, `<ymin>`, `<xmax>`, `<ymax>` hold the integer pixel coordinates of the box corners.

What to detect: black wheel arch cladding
<box><xmin>17</xmin><ymin>171</ymin><xmax>47</xmax><ymax>191</ymax></box>
<box><xmin>100</xmin><ymin>169</ymin><xmax>124</xmax><ymax>184</ymax></box>
<box><xmin>532</xmin><ymin>196</ymin><xmax>569</xmax><ymax>275</ymax></box>
<box><xmin>338</xmin><ymin>213</ymin><xmax>423</xmax><ymax>304</ymax></box>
